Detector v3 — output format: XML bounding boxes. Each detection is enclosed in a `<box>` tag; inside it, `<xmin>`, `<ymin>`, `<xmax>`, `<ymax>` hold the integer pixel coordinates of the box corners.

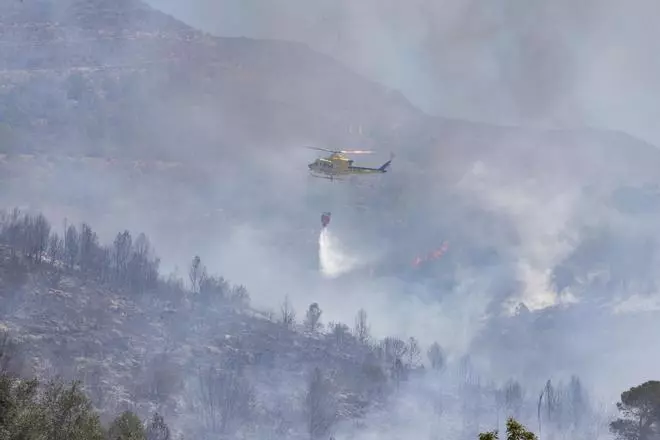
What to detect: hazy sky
<box><xmin>146</xmin><ymin>0</ymin><xmax>660</xmax><ymax>147</ymax></box>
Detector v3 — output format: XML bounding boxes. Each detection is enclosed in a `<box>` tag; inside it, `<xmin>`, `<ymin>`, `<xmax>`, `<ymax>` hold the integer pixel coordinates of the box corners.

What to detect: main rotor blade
<box><xmin>339</xmin><ymin>149</ymin><xmax>374</xmax><ymax>154</ymax></box>
<box><xmin>305</xmin><ymin>146</ymin><xmax>337</xmax><ymax>153</ymax></box>
<box><xmin>305</xmin><ymin>146</ymin><xmax>375</xmax><ymax>154</ymax></box>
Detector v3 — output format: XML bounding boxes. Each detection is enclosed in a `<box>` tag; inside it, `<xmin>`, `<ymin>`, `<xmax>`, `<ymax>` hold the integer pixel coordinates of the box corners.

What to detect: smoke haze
<box><xmin>3</xmin><ymin>0</ymin><xmax>660</xmax><ymax>438</ymax></box>
<box><xmin>148</xmin><ymin>0</ymin><xmax>660</xmax><ymax>146</ymax></box>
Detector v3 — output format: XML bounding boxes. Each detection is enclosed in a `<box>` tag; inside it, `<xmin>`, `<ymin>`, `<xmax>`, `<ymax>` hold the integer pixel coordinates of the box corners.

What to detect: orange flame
<box><xmin>412</xmin><ymin>241</ymin><xmax>450</xmax><ymax>267</ymax></box>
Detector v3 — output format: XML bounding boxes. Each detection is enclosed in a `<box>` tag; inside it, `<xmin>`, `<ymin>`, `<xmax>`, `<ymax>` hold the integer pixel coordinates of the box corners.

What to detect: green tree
<box><xmin>39</xmin><ymin>379</ymin><xmax>105</xmax><ymax>440</ymax></box>
<box><xmin>108</xmin><ymin>411</ymin><xmax>146</xmax><ymax>440</ymax></box>
<box><xmin>610</xmin><ymin>380</ymin><xmax>660</xmax><ymax>440</ymax></box>
<box><xmin>0</xmin><ymin>376</ymin><xmax>104</xmax><ymax>440</ymax></box>
<box><xmin>0</xmin><ymin>331</ymin><xmax>24</xmax><ymax>375</ymax></box>
<box><xmin>0</xmin><ymin>375</ymin><xmax>41</xmax><ymax>439</ymax></box>
<box><xmin>505</xmin><ymin>417</ymin><xmax>538</xmax><ymax>440</ymax></box>
<box><xmin>479</xmin><ymin>418</ymin><xmax>537</xmax><ymax>440</ymax></box>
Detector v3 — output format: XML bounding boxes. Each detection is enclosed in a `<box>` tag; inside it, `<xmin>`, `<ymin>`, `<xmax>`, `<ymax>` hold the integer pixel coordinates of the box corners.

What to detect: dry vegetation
<box><xmin>1</xmin><ymin>208</ymin><xmax>656</xmax><ymax>440</ymax></box>
<box><xmin>0</xmin><ymin>208</ymin><xmax>440</xmax><ymax>439</ymax></box>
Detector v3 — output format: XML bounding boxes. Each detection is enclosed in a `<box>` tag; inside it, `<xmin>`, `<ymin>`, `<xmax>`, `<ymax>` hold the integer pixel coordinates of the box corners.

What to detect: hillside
<box><xmin>0</xmin><ymin>209</ymin><xmax>415</xmax><ymax>438</ymax></box>
<box><xmin>7</xmin><ymin>208</ymin><xmax>654</xmax><ymax>440</ymax></box>
<box><xmin>0</xmin><ymin>0</ymin><xmax>420</xmax><ymax>161</ymax></box>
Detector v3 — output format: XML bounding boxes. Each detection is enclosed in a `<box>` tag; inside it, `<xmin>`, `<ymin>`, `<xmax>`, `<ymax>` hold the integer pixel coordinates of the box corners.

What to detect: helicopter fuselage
<box><xmin>308</xmin><ymin>153</ymin><xmax>391</xmax><ymax>177</ymax></box>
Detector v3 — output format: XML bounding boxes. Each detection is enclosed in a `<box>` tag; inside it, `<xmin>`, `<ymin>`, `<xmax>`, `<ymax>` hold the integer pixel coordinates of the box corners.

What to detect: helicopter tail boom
<box><xmin>378</xmin><ymin>155</ymin><xmax>394</xmax><ymax>172</ymax></box>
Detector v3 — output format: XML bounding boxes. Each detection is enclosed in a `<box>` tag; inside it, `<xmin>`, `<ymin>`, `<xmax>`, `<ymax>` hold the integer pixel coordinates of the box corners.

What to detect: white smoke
<box><xmin>318</xmin><ymin>228</ymin><xmax>362</xmax><ymax>278</ymax></box>
<box><xmin>455</xmin><ymin>160</ymin><xmax>582</xmax><ymax>313</ymax></box>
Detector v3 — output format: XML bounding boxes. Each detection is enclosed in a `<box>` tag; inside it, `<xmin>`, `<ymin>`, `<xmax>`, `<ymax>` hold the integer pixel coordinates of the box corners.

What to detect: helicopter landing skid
<box><xmin>308</xmin><ymin>171</ymin><xmax>345</xmax><ymax>181</ymax></box>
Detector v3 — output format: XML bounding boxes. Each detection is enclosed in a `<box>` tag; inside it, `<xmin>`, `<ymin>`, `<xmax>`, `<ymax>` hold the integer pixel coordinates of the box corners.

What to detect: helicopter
<box><xmin>306</xmin><ymin>147</ymin><xmax>394</xmax><ymax>181</ymax></box>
